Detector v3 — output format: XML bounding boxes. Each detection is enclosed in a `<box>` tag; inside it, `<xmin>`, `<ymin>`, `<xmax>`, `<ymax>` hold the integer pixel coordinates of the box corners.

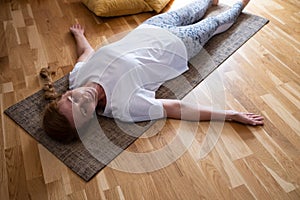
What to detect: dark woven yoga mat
<box><xmin>4</xmin><ymin>8</ymin><xmax>268</xmax><ymax>181</ymax></box>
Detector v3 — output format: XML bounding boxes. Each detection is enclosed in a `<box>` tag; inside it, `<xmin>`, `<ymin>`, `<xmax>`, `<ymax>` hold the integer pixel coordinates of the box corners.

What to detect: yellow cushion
<box><xmin>82</xmin><ymin>0</ymin><xmax>171</xmax><ymax>17</ymax></box>
<box><xmin>82</xmin><ymin>0</ymin><xmax>153</xmax><ymax>17</ymax></box>
<box><xmin>145</xmin><ymin>0</ymin><xmax>171</xmax><ymax>13</ymax></box>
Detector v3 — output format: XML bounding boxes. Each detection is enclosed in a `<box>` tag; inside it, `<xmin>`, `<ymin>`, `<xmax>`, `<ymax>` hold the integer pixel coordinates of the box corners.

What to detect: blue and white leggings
<box><xmin>143</xmin><ymin>0</ymin><xmax>244</xmax><ymax>59</ymax></box>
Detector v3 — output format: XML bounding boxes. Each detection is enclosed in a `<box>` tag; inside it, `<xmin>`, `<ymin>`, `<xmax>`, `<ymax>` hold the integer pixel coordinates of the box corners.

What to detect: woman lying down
<box><xmin>40</xmin><ymin>0</ymin><xmax>264</xmax><ymax>143</ymax></box>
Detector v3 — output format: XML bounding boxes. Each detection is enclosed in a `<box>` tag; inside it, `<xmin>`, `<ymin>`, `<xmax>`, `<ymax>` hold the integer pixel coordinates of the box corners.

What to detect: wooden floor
<box><xmin>1</xmin><ymin>0</ymin><xmax>299</xmax><ymax>199</ymax></box>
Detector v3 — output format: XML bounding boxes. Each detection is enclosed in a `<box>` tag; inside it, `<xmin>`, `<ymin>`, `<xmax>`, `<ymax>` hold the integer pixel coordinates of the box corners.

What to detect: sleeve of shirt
<box><xmin>126</xmin><ymin>90</ymin><xmax>165</xmax><ymax>122</ymax></box>
<box><xmin>69</xmin><ymin>62</ymin><xmax>85</xmax><ymax>89</ymax></box>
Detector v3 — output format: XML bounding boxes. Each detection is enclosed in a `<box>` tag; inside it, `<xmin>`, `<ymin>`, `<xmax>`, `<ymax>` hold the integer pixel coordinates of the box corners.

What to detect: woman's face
<box><xmin>57</xmin><ymin>87</ymin><xmax>98</xmax><ymax>128</ymax></box>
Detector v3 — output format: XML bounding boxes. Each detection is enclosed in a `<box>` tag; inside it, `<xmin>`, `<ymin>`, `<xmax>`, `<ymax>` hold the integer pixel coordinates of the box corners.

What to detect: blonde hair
<box><xmin>40</xmin><ymin>67</ymin><xmax>78</xmax><ymax>143</ymax></box>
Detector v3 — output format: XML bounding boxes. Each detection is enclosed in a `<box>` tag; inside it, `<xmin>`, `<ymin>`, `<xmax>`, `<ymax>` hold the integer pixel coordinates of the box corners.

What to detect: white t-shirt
<box><xmin>69</xmin><ymin>25</ymin><xmax>188</xmax><ymax>122</ymax></box>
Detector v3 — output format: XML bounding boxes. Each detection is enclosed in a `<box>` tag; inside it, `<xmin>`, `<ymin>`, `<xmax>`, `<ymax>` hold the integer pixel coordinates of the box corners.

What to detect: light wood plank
<box><xmin>0</xmin><ymin>0</ymin><xmax>299</xmax><ymax>199</ymax></box>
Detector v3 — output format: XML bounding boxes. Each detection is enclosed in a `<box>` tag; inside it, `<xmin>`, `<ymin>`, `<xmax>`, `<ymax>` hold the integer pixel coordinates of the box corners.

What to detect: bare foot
<box><xmin>226</xmin><ymin>0</ymin><xmax>250</xmax><ymax>8</ymax></box>
<box><xmin>227</xmin><ymin>111</ymin><xmax>264</xmax><ymax>126</ymax></box>
<box><xmin>212</xmin><ymin>0</ymin><xmax>219</xmax><ymax>6</ymax></box>
<box><xmin>242</xmin><ymin>0</ymin><xmax>250</xmax><ymax>8</ymax></box>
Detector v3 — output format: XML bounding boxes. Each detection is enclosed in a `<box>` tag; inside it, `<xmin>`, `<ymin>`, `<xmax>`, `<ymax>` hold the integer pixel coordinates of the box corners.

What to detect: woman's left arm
<box><xmin>159</xmin><ymin>99</ymin><xmax>264</xmax><ymax>126</ymax></box>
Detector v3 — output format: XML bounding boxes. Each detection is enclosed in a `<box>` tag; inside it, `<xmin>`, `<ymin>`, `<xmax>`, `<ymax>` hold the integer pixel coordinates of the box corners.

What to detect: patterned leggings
<box><xmin>143</xmin><ymin>0</ymin><xmax>244</xmax><ymax>59</ymax></box>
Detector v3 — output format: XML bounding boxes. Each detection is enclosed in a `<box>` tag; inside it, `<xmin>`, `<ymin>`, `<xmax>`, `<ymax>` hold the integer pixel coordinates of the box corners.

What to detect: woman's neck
<box><xmin>84</xmin><ymin>82</ymin><xmax>106</xmax><ymax>108</ymax></box>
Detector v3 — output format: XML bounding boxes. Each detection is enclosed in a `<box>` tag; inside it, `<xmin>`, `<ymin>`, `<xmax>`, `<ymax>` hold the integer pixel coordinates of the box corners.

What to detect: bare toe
<box><xmin>212</xmin><ymin>0</ymin><xmax>218</xmax><ymax>6</ymax></box>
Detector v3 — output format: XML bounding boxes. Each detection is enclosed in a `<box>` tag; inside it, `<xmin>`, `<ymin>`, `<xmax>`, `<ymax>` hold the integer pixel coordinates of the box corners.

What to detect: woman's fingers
<box><xmin>245</xmin><ymin>113</ymin><xmax>264</xmax><ymax>126</ymax></box>
<box><xmin>232</xmin><ymin>112</ymin><xmax>264</xmax><ymax>126</ymax></box>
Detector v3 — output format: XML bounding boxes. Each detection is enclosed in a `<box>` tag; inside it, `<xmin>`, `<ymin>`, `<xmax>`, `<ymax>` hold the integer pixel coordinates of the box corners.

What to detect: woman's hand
<box><xmin>226</xmin><ymin>110</ymin><xmax>264</xmax><ymax>126</ymax></box>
